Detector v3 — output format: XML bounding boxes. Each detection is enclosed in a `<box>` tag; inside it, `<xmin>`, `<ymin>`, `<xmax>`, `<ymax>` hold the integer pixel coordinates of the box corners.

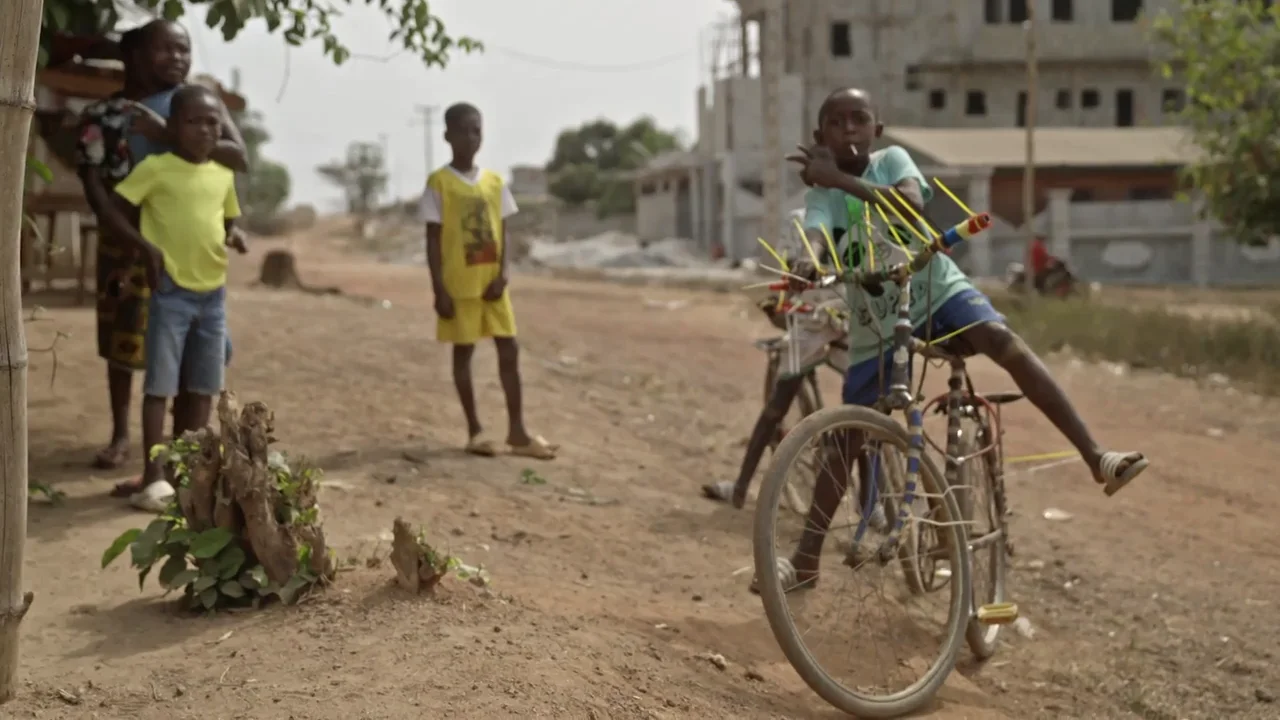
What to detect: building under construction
<box><xmin>634</xmin><ymin>0</ymin><xmax>1234</xmax><ymax>285</ymax></box>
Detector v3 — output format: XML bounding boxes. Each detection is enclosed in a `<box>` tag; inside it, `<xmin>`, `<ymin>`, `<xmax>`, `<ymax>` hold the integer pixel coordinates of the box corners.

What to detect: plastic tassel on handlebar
<box><xmin>938</xmin><ymin>213</ymin><xmax>993</xmax><ymax>250</ymax></box>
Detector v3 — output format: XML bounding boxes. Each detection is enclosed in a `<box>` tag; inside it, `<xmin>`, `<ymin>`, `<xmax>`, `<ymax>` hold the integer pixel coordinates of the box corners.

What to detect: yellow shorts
<box><xmin>437</xmin><ymin>295</ymin><xmax>517</xmax><ymax>345</ymax></box>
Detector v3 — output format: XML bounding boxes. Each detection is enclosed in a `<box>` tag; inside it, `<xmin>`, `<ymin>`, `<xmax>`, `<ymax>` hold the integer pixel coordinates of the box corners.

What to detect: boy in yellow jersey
<box><xmin>421</xmin><ymin>103</ymin><xmax>557</xmax><ymax>460</ymax></box>
<box><xmin>107</xmin><ymin>84</ymin><xmax>247</xmax><ymax>512</ymax></box>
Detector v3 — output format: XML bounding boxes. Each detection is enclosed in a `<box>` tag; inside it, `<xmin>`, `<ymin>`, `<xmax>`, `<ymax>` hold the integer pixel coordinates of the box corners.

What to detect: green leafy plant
<box><xmin>1151</xmin><ymin>0</ymin><xmax>1280</xmax><ymax>244</ymax></box>
<box><xmin>101</xmin><ymin>438</ymin><xmax>329</xmax><ymax>610</ymax></box>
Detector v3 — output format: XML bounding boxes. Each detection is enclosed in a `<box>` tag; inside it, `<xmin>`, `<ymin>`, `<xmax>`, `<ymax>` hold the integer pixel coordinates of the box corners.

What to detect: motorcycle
<box><xmin>1005</xmin><ymin>259</ymin><xmax>1080</xmax><ymax>299</ymax></box>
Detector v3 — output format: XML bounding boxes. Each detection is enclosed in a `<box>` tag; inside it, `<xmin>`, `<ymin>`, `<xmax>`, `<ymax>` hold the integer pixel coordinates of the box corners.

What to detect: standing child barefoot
<box><xmin>421</xmin><ymin>103</ymin><xmax>557</xmax><ymax>460</ymax></box>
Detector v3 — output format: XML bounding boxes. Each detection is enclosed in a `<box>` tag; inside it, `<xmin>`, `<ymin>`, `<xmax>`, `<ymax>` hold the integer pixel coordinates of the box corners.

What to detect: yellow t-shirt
<box><xmin>426</xmin><ymin>167</ymin><xmax>508</xmax><ymax>301</ymax></box>
<box><xmin>114</xmin><ymin>152</ymin><xmax>241</xmax><ymax>292</ymax></box>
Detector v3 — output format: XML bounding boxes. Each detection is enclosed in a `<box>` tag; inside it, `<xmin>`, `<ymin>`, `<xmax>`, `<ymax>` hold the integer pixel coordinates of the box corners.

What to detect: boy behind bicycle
<box><xmin>755</xmin><ymin>87</ymin><xmax>1148</xmax><ymax>592</ymax></box>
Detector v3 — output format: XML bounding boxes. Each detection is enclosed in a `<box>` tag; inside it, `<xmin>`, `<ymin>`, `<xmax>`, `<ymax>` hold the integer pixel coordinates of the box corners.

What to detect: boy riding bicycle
<box><xmin>753</xmin><ymin>87</ymin><xmax>1148</xmax><ymax>592</ymax></box>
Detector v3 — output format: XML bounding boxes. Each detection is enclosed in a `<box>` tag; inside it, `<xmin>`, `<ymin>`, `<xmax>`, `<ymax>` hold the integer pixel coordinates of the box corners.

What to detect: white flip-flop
<box><xmin>129</xmin><ymin>480</ymin><xmax>176</xmax><ymax>513</ymax></box>
<box><xmin>1100</xmin><ymin>451</ymin><xmax>1148</xmax><ymax>496</ymax></box>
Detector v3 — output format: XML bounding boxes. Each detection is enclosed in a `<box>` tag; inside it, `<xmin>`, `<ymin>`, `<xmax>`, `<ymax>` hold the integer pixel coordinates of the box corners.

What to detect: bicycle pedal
<box><xmin>976</xmin><ymin>602</ymin><xmax>1019</xmax><ymax>625</ymax></box>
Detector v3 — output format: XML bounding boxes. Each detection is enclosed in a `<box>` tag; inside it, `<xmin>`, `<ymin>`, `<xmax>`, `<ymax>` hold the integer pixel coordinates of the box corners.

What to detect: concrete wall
<box><xmin>745</xmin><ymin>0</ymin><xmax>1181</xmax><ymax>128</ymax></box>
<box><xmin>704</xmin><ymin>74</ymin><xmax>807</xmax><ymax>155</ymax></box>
<box><xmin>637</xmin><ymin>181</ymin><xmax>680</xmax><ymax>241</ymax></box>
<box><xmin>988</xmin><ymin>166</ymin><xmax>1179</xmax><ymax>226</ymax></box>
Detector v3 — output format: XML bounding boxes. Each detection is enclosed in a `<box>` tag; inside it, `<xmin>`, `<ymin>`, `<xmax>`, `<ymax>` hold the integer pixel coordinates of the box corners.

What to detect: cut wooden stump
<box><xmin>176</xmin><ymin>391</ymin><xmax>334</xmax><ymax>594</ymax></box>
<box><xmin>257</xmin><ymin>250</ymin><xmax>341</xmax><ymax>296</ymax></box>
<box><xmin>390</xmin><ymin>518</ymin><xmax>450</xmax><ymax>593</ymax></box>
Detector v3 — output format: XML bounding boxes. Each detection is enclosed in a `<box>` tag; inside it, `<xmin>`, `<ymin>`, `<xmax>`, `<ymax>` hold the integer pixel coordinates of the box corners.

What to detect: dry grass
<box><xmin>990</xmin><ymin>291</ymin><xmax>1280</xmax><ymax>394</ymax></box>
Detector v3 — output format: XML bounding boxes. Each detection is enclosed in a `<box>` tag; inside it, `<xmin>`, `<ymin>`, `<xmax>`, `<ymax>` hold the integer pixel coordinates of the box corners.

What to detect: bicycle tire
<box><xmin>959</xmin><ymin>426</ymin><xmax>1008</xmax><ymax>660</ymax></box>
<box><xmin>779</xmin><ymin>378</ymin><xmax>820</xmax><ymax>515</ymax></box>
<box><xmin>753</xmin><ymin>406</ymin><xmax>972</xmax><ymax>718</ymax></box>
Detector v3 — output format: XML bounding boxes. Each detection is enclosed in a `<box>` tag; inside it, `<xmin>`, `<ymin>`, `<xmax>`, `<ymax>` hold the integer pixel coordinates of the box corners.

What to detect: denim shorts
<box><xmin>842</xmin><ymin>288</ymin><xmax>1005</xmax><ymax>406</ymax></box>
<box><xmin>144</xmin><ymin>274</ymin><xmax>227</xmax><ymax>398</ymax></box>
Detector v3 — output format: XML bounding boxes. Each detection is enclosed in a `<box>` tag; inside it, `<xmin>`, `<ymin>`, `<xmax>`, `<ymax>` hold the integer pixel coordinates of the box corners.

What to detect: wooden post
<box><xmin>1022</xmin><ymin>0</ymin><xmax>1038</xmax><ymax>290</ymax></box>
<box><xmin>0</xmin><ymin>0</ymin><xmax>43</xmax><ymax>704</ymax></box>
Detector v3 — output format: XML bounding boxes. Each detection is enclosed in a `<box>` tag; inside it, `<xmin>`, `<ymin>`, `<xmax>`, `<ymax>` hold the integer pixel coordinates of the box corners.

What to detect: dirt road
<box><xmin>8</xmin><ymin>239</ymin><xmax>1279</xmax><ymax>719</ymax></box>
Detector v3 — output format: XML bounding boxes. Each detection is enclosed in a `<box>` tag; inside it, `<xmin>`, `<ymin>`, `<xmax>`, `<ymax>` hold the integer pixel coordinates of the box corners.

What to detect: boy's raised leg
<box><xmin>963</xmin><ymin>323</ymin><xmax>1146</xmax><ymax>492</ymax></box>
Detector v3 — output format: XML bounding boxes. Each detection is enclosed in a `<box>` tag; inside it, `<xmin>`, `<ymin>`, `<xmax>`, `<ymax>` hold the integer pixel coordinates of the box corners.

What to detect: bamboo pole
<box><xmin>0</xmin><ymin>0</ymin><xmax>43</xmax><ymax>704</ymax></box>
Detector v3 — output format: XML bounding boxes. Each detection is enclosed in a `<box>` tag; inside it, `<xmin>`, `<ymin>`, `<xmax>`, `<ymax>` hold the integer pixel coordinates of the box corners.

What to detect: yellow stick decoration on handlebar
<box><xmin>873</xmin><ymin>189</ymin><xmax>932</xmax><ymax>245</ymax></box>
<box><xmin>756</xmin><ymin>236</ymin><xmax>787</xmax><ymax>269</ymax></box>
<box><xmin>933</xmin><ymin>178</ymin><xmax>976</xmax><ymax>217</ymax></box>
<box><xmin>797</xmin><ymin>227</ymin><xmax>824</xmax><ymax>273</ymax></box>
<box><xmin>793</xmin><ymin>218</ymin><xmax>843</xmax><ymax>274</ymax></box>
<box><xmin>888</xmin><ymin>187</ymin><xmax>938</xmax><ymax>240</ymax></box>
<box><xmin>874</xmin><ymin>204</ymin><xmax>914</xmax><ymax>259</ymax></box>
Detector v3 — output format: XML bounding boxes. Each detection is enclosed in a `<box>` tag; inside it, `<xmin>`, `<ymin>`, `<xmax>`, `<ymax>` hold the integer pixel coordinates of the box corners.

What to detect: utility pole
<box><xmin>761</xmin><ymin>0</ymin><xmax>784</xmax><ymax>260</ymax></box>
<box><xmin>413</xmin><ymin>104</ymin><xmax>439</xmax><ymax>176</ymax></box>
<box><xmin>1023</xmin><ymin>2</ymin><xmax>1038</xmax><ymax>290</ymax></box>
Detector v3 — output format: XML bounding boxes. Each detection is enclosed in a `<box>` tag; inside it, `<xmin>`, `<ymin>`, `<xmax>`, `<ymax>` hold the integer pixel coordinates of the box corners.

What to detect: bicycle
<box><xmin>752</xmin><ymin>212</ymin><xmax>1020</xmax><ymax>719</ymax></box>
<box><xmin>752</xmin><ymin>294</ymin><xmax>844</xmax><ymax>514</ymax></box>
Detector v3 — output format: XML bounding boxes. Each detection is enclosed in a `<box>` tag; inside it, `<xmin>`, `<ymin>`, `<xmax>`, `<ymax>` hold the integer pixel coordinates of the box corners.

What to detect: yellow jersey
<box><xmin>425</xmin><ymin>166</ymin><xmax>509</xmax><ymax>300</ymax></box>
<box><xmin>114</xmin><ymin>152</ymin><xmax>241</xmax><ymax>292</ymax></box>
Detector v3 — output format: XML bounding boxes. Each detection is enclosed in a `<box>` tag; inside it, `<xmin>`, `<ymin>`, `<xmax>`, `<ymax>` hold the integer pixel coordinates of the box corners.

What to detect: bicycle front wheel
<box><xmin>753</xmin><ymin>406</ymin><xmax>972</xmax><ymax>719</ymax></box>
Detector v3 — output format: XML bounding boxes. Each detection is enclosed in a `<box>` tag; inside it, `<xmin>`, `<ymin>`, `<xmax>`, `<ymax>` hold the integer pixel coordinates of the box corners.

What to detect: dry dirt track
<box><xmin>8</xmin><ymin>238</ymin><xmax>1280</xmax><ymax>719</ymax></box>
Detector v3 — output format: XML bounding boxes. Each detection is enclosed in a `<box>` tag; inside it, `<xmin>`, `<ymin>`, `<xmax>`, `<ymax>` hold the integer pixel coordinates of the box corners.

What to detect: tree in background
<box><xmin>545</xmin><ymin>117</ymin><xmax>682</xmax><ymax>218</ymax></box>
<box><xmin>317</xmin><ymin>141</ymin><xmax>388</xmax><ymax>229</ymax></box>
<box><xmin>0</xmin><ymin>0</ymin><xmax>479</xmax><ymax>704</ymax></box>
<box><xmin>1152</xmin><ymin>0</ymin><xmax>1280</xmax><ymax>244</ymax></box>
<box><xmin>235</xmin><ymin>107</ymin><xmax>292</xmax><ymax>232</ymax></box>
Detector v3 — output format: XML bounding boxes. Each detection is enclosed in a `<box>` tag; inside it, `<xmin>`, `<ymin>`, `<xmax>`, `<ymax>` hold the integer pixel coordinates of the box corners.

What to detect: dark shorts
<box><xmin>842</xmin><ymin>288</ymin><xmax>1005</xmax><ymax>406</ymax></box>
<box><xmin>144</xmin><ymin>274</ymin><xmax>227</xmax><ymax>398</ymax></box>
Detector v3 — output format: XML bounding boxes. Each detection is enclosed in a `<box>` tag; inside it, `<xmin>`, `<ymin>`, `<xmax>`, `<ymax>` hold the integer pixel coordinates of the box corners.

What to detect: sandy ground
<box><xmin>7</xmin><ymin>231</ymin><xmax>1280</xmax><ymax>719</ymax></box>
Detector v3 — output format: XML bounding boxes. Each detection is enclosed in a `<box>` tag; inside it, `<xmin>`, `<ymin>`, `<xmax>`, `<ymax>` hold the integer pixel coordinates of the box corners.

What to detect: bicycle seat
<box><xmin>980</xmin><ymin>391</ymin><xmax>1024</xmax><ymax>405</ymax></box>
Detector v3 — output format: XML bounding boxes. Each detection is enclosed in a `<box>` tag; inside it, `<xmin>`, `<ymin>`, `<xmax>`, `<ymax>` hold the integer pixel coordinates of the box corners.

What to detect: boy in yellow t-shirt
<box><xmin>421</xmin><ymin>103</ymin><xmax>556</xmax><ymax>460</ymax></box>
<box><xmin>107</xmin><ymin>84</ymin><xmax>247</xmax><ymax>512</ymax></box>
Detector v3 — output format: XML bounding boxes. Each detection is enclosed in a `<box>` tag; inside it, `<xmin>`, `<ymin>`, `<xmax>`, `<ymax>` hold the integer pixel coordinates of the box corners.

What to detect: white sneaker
<box><xmin>129</xmin><ymin>480</ymin><xmax>176</xmax><ymax>513</ymax></box>
<box><xmin>867</xmin><ymin>504</ymin><xmax>888</xmax><ymax>532</ymax></box>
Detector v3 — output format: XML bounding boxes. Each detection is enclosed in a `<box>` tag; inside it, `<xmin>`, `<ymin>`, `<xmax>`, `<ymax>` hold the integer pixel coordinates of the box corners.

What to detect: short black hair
<box><xmin>169</xmin><ymin>84</ymin><xmax>218</xmax><ymax>120</ymax></box>
<box><xmin>118</xmin><ymin>19</ymin><xmax>181</xmax><ymax>65</ymax></box>
<box><xmin>817</xmin><ymin>87</ymin><xmax>877</xmax><ymax>125</ymax></box>
<box><xmin>444</xmin><ymin>102</ymin><xmax>481</xmax><ymax>129</ymax></box>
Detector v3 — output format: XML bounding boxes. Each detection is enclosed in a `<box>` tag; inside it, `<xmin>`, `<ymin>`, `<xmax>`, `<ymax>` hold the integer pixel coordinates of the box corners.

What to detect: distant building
<box><xmin>509</xmin><ymin>165</ymin><xmax>549</xmax><ymax>199</ymax></box>
<box><xmin>728</xmin><ymin>0</ymin><xmax>1184</xmax><ymax>130</ymax></box>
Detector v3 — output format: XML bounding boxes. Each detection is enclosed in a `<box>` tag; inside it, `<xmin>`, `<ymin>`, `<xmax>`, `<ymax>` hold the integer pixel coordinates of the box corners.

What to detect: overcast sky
<box><xmin>176</xmin><ymin>0</ymin><xmax>732</xmax><ymax>209</ymax></box>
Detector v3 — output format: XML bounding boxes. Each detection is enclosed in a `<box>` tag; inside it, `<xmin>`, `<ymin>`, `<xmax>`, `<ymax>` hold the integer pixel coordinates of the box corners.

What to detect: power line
<box><xmin>348</xmin><ymin>44</ymin><xmax>695</xmax><ymax>73</ymax></box>
<box><xmin>489</xmin><ymin>46</ymin><xmax>694</xmax><ymax>73</ymax></box>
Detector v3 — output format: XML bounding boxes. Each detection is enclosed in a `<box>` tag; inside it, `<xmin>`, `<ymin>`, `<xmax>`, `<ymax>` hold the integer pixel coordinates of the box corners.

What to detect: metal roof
<box><xmin>883</xmin><ymin>126</ymin><xmax>1198</xmax><ymax>169</ymax></box>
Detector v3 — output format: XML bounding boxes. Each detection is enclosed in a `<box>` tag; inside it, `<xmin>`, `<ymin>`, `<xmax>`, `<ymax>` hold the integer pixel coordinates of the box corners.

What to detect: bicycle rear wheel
<box><xmin>957</xmin><ymin>425</ymin><xmax>1008</xmax><ymax>660</ymax></box>
<box><xmin>753</xmin><ymin>406</ymin><xmax>971</xmax><ymax>718</ymax></box>
<box><xmin>761</xmin><ymin>354</ymin><xmax>822</xmax><ymax>515</ymax></box>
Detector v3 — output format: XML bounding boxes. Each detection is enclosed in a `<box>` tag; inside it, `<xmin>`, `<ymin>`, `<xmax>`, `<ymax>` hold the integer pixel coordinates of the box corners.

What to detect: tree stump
<box><xmin>177</xmin><ymin>392</ymin><xmax>334</xmax><ymax>595</ymax></box>
<box><xmin>257</xmin><ymin>250</ymin><xmax>341</xmax><ymax>295</ymax></box>
<box><xmin>390</xmin><ymin>518</ymin><xmax>449</xmax><ymax>593</ymax></box>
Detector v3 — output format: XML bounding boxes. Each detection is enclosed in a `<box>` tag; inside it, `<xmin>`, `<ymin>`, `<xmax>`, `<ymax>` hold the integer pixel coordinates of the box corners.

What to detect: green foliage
<box><xmin>104</xmin><ymin>439</ymin><xmax>327</xmax><ymax>611</ymax></box>
<box><xmin>40</xmin><ymin>0</ymin><xmax>480</xmax><ymax>69</ymax></box>
<box><xmin>317</xmin><ymin>142</ymin><xmax>388</xmax><ymax>215</ymax></box>
<box><xmin>1151</xmin><ymin>0</ymin><xmax>1280</xmax><ymax>244</ymax></box>
<box><xmin>545</xmin><ymin>117</ymin><xmax>683</xmax><ymax>218</ymax></box>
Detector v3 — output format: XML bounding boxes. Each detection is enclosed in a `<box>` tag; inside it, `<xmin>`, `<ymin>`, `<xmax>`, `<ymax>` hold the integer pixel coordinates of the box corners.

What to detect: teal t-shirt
<box><xmin>802</xmin><ymin>145</ymin><xmax>975</xmax><ymax>365</ymax></box>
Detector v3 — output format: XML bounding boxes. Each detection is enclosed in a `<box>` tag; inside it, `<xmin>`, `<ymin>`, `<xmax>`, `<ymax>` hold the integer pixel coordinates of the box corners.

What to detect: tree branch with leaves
<box><xmin>1151</xmin><ymin>0</ymin><xmax>1280</xmax><ymax>245</ymax></box>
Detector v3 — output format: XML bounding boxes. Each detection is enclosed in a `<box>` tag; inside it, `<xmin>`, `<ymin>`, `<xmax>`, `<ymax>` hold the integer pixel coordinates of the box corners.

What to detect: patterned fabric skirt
<box><xmin>95</xmin><ymin>233</ymin><xmax>151</xmax><ymax>371</ymax></box>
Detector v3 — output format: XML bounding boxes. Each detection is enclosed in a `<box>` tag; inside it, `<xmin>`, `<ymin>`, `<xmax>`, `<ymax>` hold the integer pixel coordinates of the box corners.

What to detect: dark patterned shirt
<box><xmin>76</xmin><ymin>96</ymin><xmax>134</xmax><ymax>187</ymax></box>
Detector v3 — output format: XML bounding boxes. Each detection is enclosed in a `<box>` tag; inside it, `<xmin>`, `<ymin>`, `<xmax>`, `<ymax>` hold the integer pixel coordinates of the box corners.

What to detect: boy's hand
<box><xmin>482</xmin><ymin>275</ymin><xmax>507</xmax><ymax>302</ymax></box>
<box><xmin>434</xmin><ymin>292</ymin><xmax>455</xmax><ymax>319</ymax></box>
<box><xmin>126</xmin><ymin>101</ymin><xmax>167</xmax><ymax>142</ymax></box>
<box><xmin>225</xmin><ymin>227</ymin><xmax>249</xmax><ymax>254</ymax></box>
<box><xmin>786</xmin><ymin>144</ymin><xmax>844</xmax><ymax>189</ymax></box>
<box><xmin>789</xmin><ymin>258</ymin><xmax>819</xmax><ymax>290</ymax></box>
